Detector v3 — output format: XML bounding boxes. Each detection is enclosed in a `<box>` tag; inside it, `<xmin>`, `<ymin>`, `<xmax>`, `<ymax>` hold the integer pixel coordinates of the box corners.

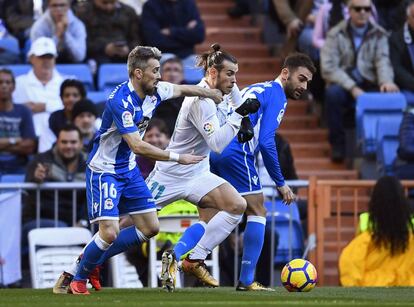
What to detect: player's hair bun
<box><xmin>211</xmin><ymin>43</ymin><xmax>221</xmax><ymax>52</ymax></box>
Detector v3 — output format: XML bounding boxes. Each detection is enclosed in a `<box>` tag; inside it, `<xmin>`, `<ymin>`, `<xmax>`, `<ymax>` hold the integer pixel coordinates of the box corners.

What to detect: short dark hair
<box><xmin>58</xmin><ymin>124</ymin><xmax>82</xmax><ymax>140</ymax></box>
<box><xmin>282</xmin><ymin>52</ymin><xmax>317</xmax><ymax>75</ymax></box>
<box><xmin>197</xmin><ymin>43</ymin><xmax>237</xmax><ymax>73</ymax></box>
<box><xmin>161</xmin><ymin>57</ymin><xmax>183</xmax><ymax>69</ymax></box>
<box><xmin>0</xmin><ymin>68</ymin><xmax>15</xmax><ymax>85</ymax></box>
<box><xmin>60</xmin><ymin>79</ymin><xmax>86</xmax><ymax>99</ymax></box>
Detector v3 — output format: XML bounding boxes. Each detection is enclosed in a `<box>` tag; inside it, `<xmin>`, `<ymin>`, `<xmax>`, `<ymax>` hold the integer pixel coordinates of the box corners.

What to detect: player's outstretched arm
<box><xmin>172</xmin><ymin>84</ymin><xmax>223</xmax><ymax>104</ymax></box>
<box><xmin>123</xmin><ymin>131</ymin><xmax>205</xmax><ymax>165</ymax></box>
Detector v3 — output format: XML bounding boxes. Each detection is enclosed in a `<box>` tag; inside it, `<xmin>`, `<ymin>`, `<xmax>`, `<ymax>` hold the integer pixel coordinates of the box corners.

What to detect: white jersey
<box><xmin>154</xmin><ymin>79</ymin><xmax>243</xmax><ymax>178</ymax></box>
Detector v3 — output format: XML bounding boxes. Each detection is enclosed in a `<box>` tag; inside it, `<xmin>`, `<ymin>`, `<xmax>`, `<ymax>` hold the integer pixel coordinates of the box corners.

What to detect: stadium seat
<box><xmin>56</xmin><ymin>64</ymin><xmax>94</xmax><ymax>91</ymax></box>
<box><xmin>148</xmin><ymin>215</ymin><xmax>220</xmax><ymax>288</ymax></box>
<box><xmin>28</xmin><ymin>227</ymin><xmax>92</xmax><ymax>288</ymax></box>
<box><xmin>182</xmin><ymin>56</ymin><xmax>203</xmax><ymax>84</ymax></box>
<box><xmin>110</xmin><ymin>253</ymin><xmax>144</xmax><ymax>288</ymax></box>
<box><xmin>0</xmin><ymin>174</ymin><xmax>25</xmax><ymax>183</ymax></box>
<box><xmin>0</xmin><ymin>37</ymin><xmax>21</xmax><ymax>64</ymax></box>
<box><xmin>376</xmin><ymin>116</ymin><xmax>402</xmax><ymax>144</ymax></box>
<box><xmin>265</xmin><ymin>200</ymin><xmax>304</xmax><ymax>264</ymax></box>
<box><xmin>377</xmin><ymin>136</ymin><xmax>399</xmax><ymax>176</ymax></box>
<box><xmin>1</xmin><ymin>64</ymin><xmax>31</xmax><ymax>77</ymax></box>
<box><xmin>87</xmin><ymin>91</ymin><xmax>108</xmax><ymax>104</ymax></box>
<box><xmin>356</xmin><ymin>93</ymin><xmax>406</xmax><ymax>156</ymax></box>
<box><xmin>97</xmin><ymin>64</ymin><xmax>127</xmax><ymax>92</ymax></box>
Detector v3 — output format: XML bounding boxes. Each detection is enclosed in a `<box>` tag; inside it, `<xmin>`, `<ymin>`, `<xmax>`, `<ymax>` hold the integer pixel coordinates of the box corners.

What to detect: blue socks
<box><xmin>239</xmin><ymin>216</ymin><xmax>266</xmax><ymax>286</ymax></box>
<box><xmin>74</xmin><ymin>234</ymin><xmax>110</xmax><ymax>281</ymax></box>
<box><xmin>98</xmin><ymin>226</ymin><xmax>148</xmax><ymax>264</ymax></box>
<box><xmin>174</xmin><ymin>221</ymin><xmax>206</xmax><ymax>260</ymax></box>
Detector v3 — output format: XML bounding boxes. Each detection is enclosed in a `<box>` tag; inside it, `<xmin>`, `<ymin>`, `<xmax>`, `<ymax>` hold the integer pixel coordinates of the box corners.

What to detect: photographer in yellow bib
<box><xmin>339</xmin><ymin>176</ymin><xmax>414</xmax><ymax>286</ymax></box>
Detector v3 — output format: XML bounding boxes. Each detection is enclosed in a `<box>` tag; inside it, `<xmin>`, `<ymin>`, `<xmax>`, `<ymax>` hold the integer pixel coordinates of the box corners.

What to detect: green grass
<box><xmin>1</xmin><ymin>287</ymin><xmax>414</xmax><ymax>307</ymax></box>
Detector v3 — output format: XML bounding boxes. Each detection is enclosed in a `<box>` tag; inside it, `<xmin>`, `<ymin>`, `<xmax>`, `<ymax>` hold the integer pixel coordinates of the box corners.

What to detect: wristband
<box><xmin>169</xmin><ymin>152</ymin><xmax>180</xmax><ymax>162</ymax></box>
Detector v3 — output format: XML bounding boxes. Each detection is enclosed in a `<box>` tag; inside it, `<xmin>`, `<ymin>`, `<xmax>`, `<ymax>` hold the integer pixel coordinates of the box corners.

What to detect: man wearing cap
<box><xmin>30</xmin><ymin>0</ymin><xmax>87</xmax><ymax>63</ymax></box>
<box><xmin>71</xmin><ymin>99</ymin><xmax>99</xmax><ymax>154</ymax></box>
<box><xmin>13</xmin><ymin>36</ymin><xmax>65</xmax><ymax>137</ymax></box>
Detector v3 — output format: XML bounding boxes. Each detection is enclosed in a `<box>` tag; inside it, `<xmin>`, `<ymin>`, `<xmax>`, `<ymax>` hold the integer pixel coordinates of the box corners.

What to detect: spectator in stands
<box><xmin>321</xmin><ymin>0</ymin><xmax>399</xmax><ymax>162</ymax></box>
<box><xmin>3</xmin><ymin>0</ymin><xmax>38</xmax><ymax>47</ymax></box>
<box><xmin>394</xmin><ymin>105</ymin><xmax>414</xmax><ymax>179</ymax></box>
<box><xmin>141</xmin><ymin>0</ymin><xmax>205</xmax><ymax>60</ymax></box>
<box><xmin>71</xmin><ymin>99</ymin><xmax>99</xmax><ymax>153</ymax></box>
<box><xmin>389</xmin><ymin>0</ymin><xmax>414</xmax><ymax>106</ymax></box>
<box><xmin>30</xmin><ymin>0</ymin><xmax>87</xmax><ymax>63</ymax></box>
<box><xmin>22</xmin><ymin>125</ymin><xmax>88</xmax><ymax>244</ymax></box>
<box><xmin>373</xmin><ymin>0</ymin><xmax>407</xmax><ymax>31</ymax></box>
<box><xmin>136</xmin><ymin>118</ymin><xmax>170</xmax><ymax>179</ymax></box>
<box><xmin>39</xmin><ymin>98</ymin><xmax>99</xmax><ymax>154</ymax></box>
<box><xmin>118</xmin><ymin>0</ymin><xmax>147</xmax><ymax>16</ymax></box>
<box><xmin>75</xmin><ymin>0</ymin><xmax>140</xmax><ymax>64</ymax></box>
<box><xmin>339</xmin><ymin>176</ymin><xmax>414</xmax><ymax>286</ymax></box>
<box><xmin>153</xmin><ymin>57</ymin><xmax>185</xmax><ymax>135</ymax></box>
<box><xmin>0</xmin><ymin>19</ymin><xmax>21</xmax><ymax>64</ymax></box>
<box><xmin>49</xmin><ymin>79</ymin><xmax>86</xmax><ymax>138</ymax></box>
<box><xmin>13</xmin><ymin>37</ymin><xmax>65</xmax><ymax>137</ymax></box>
<box><xmin>0</xmin><ymin>69</ymin><xmax>36</xmax><ymax>174</ymax></box>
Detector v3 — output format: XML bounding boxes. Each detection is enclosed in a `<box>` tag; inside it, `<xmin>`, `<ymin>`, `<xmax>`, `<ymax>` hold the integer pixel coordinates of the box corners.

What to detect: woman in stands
<box><xmin>339</xmin><ymin>176</ymin><xmax>414</xmax><ymax>286</ymax></box>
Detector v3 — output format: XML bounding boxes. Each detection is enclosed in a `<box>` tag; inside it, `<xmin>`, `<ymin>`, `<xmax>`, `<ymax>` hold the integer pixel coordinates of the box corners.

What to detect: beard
<box><xmin>143</xmin><ymin>82</ymin><xmax>157</xmax><ymax>96</ymax></box>
<box><xmin>284</xmin><ymin>79</ymin><xmax>301</xmax><ymax>100</ymax></box>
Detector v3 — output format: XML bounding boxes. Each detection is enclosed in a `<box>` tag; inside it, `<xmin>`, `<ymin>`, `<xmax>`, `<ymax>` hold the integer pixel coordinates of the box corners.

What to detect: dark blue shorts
<box><xmin>86</xmin><ymin>167</ymin><xmax>156</xmax><ymax>223</ymax></box>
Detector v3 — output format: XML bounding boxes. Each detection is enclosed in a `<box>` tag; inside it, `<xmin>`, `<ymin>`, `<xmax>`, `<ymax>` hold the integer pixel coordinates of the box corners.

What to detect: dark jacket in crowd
<box><xmin>23</xmin><ymin>147</ymin><xmax>87</xmax><ymax>225</ymax></box>
<box><xmin>389</xmin><ymin>24</ymin><xmax>414</xmax><ymax>92</ymax></box>
<box><xmin>3</xmin><ymin>0</ymin><xmax>35</xmax><ymax>42</ymax></box>
<box><xmin>75</xmin><ymin>1</ymin><xmax>140</xmax><ymax>63</ymax></box>
<box><xmin>141</xmin><ymin>0</ymin><xmax>205</xmax><ymax>58</ymax></box>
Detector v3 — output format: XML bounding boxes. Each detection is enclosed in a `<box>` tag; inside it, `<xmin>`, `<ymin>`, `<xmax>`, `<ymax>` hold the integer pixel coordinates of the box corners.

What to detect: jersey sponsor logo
<box><xmin>277</xmin><ymin>102</ymin><xmax>287</xmax><ymax>124</ymax></box>
<box><xmin>137</xmin><ymin>116</ymin><xmax>150</xmax><ymax>134</ymax></box>
<box><xmin>122</xmin><ymin>111</ymin><xmax>134</xmax><ymax>128</ymax></box>
<box><xmin>203</xmin><ymin>122</ymin><xmax>215</xmax><ymax>135</ymax></box>
<box><xmin>104</xmin><ymin>198</ymin><xmax>114</xmax><ymax>210</ymax></box>
<box><xmin>252</xmin><ymin>175</ymin><xmax>259</xmax><ymax>185</ymax></box>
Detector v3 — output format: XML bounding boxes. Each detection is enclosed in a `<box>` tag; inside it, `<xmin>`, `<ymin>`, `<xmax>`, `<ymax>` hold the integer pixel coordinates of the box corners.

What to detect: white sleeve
<box><xmin>189</xmin><ymin>99</ymin><xmax>243</xmax><ymax>153</ymax></box>
<box><xmin>156</xmin><ymin>81</ymin><xmax>174</xmax><ymax>101</ymax></box>
<box><xmin>12</xmin><ymin>76</ymin><xmax>29</xmax><ymax>104</ymax></box>
<box><xmin>38</xmin><ymin>127</ymin><xmax>56</xmax><ymax>153</ymax></box>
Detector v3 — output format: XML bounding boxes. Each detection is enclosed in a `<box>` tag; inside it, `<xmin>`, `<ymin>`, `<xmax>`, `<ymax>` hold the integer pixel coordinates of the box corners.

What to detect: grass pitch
<box><xmin>0</xmin><ymin>287</ymin><xmax>414</xmax><ymax>307</ymax></box>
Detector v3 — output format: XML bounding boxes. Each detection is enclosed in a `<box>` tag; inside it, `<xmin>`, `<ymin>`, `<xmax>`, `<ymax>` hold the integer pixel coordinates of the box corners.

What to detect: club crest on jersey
<box><xmin>203</xmin><ymin>122</ymin><xmax>214</xmax><ymax>135</ymax></box>
<box><xmin>104</xmin><ymin>198</ymin><xmax>114</xmax><ymax>210</ymax></box>
<box><xmin>122</xmin><ymin>111</ymin><xmax>134</xmax><ymax>128</ymax></box>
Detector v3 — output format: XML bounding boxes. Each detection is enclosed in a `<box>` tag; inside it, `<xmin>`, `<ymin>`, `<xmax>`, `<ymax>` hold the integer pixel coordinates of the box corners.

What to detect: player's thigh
<box><xmin>120</xmin><ymin>167</ymin><xmax>157</xmax><ymax>217</ymax></box>
<box><xmin>129</xmin><ymin>211</ymin><xmax>159</xmax><ymax>239</ymax></box>
<box><xmin>198</xmin><ymin>180</ymin><xmax>246</xmax><ymax>215</ymax></box>
<box><xmin>243</xmin><ymin>193</ymin><xmax>266</xmax><ymax>217</ymax></box>
<box><xmin>86</xmin><ymin>168</ymin><xmax>125</xmax><ymax>224</ymax></box>
<box><xmin>146</xmin><ymin>170</ymin><xmax>186</xmax><ymax>208</ymax></box>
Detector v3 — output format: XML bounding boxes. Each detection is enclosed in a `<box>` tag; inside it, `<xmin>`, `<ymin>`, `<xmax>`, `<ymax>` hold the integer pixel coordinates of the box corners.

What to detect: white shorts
<box><xmin>146</xmin><ymin>170</ymin><xmax>227</xmax><ymax>207</ymax></box>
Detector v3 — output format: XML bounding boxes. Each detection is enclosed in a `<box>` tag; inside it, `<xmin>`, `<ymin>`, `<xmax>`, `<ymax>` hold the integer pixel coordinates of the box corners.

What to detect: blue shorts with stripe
<box><xmin>210</xmin><ymin>142</ymin><xmax>262</xmax><ymax>195</ymax></box>
<box><xmin>86</xmin><ymin>166</ymin><xmax>156</xmax><ymax>223</ymax></box>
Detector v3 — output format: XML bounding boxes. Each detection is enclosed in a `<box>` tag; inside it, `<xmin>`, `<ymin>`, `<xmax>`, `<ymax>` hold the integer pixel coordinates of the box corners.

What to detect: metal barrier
<box><xmin>0</xmin><ymin>180</ymin><xmax>310</xmax><ymax>288</ymax></box>
<box><xmin>307</xmin><ymin>178</ymin><xmax>414</xmax><ymax>285</ymax></box>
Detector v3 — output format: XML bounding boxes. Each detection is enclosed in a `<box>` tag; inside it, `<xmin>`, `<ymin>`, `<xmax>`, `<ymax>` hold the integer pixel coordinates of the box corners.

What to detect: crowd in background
<box><xmin>0</xmin><ymin>0</ymin><xmax>414</xmax><ymax>288</ymax></box>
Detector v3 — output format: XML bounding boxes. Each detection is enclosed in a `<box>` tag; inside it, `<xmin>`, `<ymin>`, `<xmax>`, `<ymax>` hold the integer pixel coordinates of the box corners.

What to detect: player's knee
<box><xmin>246</xmin><ymin>204</ymin><xmax>266</xmax><ymax>217</ymax></box>
<box><xmin>100</xmin><ymin>229</ymin><xmax>118</xmax><ymax>243</ymax></box>
<box><xmin>228</xmin><ymin>197</ymin><xmax>247</xmax><ymax>215</ymax></box>
<box><xmin>141</xmin><ymin>224</ymin><xmax>159</xmax><ymax>239</ymax></box>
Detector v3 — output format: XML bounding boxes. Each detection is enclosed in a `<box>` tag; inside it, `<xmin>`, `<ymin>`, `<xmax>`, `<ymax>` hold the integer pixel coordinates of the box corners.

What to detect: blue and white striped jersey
<box><xmin>87</xmin><ymin>80</ymin><xmax>174</xmax><ymax>174</ymax></box>
<box><xmin>230</xmin><ymin>79</ymin><xmax>287</xmax><ymax>187</ymax></box>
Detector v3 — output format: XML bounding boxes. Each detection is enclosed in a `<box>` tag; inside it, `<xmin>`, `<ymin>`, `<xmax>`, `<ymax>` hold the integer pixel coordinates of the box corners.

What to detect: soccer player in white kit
<box><xmin>147</xmin><ymin>44</ymin><xmax>260</xmax><ymax>291</ymax></box>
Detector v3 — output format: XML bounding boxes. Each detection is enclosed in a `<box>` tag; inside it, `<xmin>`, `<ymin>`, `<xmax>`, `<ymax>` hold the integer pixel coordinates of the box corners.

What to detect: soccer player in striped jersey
<box><xmin>54</xmin><ymin>45</ymin><xmax>223</xmax><ymax>295</ymax></box>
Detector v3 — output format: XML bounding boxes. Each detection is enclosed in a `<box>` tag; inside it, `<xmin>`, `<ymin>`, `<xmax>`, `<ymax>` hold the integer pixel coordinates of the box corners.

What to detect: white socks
<box><xmin>189</xmin><ymin>211</ymin><xmax>242</xmax><ymax>260</ymax></box>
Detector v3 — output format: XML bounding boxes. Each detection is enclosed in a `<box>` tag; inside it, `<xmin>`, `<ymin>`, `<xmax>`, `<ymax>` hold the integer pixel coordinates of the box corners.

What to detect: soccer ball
<box><xmin>281</xmin><ymin>259</ymin><xmax>317</xmax><ymax>292</ymax></box>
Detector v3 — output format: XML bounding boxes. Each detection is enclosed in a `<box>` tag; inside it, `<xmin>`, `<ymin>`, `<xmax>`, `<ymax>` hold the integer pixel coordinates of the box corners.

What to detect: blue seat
<box><xmin>356</xmin><ymin>93</ymin><xmax>406</xmax><ymax>156</ymax></box>
<box><xmin>182</xmin><ymin>56</ymin><xmax>203</xmax><ymax>84</ymax></box>
<box><xmin>377</xmin><ymin>136</ymin><xmax>399</xmax><ymax>175</ymax></box>
<box><xmin>1</xmin><ymin>174</ymin><xmax>25</xmax><ymax>183</ymax></box>
<box><xmin>1</xmin><ymin>64</ymin><xmax>31</xmax><ymax>77</ymax></box>
<box><xmin>264</xmin><ymin>200</ymin><xmax>304</xmax><ymax>264</ymax></box>
<box><xmin>98</xmin><ymin>64</ymin><xmax>127</xmax><ymax>92</ymax></box>
<box><xmin>376</xmin><ymin>116</ymin><xmax>402</xmax><ymax>143</ymax></box>
<box><xmin>87</xmin><ymin>91</ymin><xmax>107</xmax><ymax>104</ymax></box>
<box><xmin>56</xmin><ymin>64</ymin><xmax>94</xmax><ymax>91</ymax></box>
